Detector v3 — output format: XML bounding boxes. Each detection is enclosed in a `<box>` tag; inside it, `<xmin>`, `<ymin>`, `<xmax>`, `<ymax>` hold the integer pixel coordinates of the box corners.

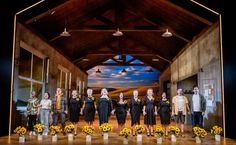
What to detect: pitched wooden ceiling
<box><xmin>18</xmin><ymin>0</ymin><xmax>219</xmax><ymax>72</ymax></box>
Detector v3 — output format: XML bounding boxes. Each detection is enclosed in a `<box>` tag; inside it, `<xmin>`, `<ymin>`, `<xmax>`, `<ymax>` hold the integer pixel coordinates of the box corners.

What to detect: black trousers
<box><xmin>28</xmin><ymin>115</ymin><xmax>37</xmax><ymax>131</ymax></box>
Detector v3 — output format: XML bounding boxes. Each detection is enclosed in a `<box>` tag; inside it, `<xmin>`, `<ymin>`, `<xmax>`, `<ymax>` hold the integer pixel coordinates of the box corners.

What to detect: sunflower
<box><xmin>211</xmin><ymin>125</ymin><xmax>223</xmax><ymax>135</ymax></box>
<box><xmin>193</xmin><ymin>127</ymin><xmax>207</xmax><ymax>138</ymax></box>
<box><xmin>14</xmin><ymin>126</ymin><xmax>27</xmax><ymax>136</ymax></box>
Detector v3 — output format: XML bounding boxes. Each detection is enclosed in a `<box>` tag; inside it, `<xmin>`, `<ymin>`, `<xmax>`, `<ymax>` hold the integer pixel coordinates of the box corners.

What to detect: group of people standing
<box><xmin>26</xmin><ymin>86</ymin><xmax>206</xmax><ymax>137</ymax></box>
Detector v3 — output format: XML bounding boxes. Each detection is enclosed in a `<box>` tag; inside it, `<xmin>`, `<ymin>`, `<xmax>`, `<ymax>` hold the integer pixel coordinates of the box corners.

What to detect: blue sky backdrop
<box><xmin>87</xmin><ymin>55</ymin><xmax>160</xmax><ymax>88</ymax></box>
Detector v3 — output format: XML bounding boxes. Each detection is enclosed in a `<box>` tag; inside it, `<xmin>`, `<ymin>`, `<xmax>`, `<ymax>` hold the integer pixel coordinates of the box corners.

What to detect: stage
<box><xmin>0</xmin><ymin>116</ymin><xmax>235</xmax><ymax>145</ymax></box>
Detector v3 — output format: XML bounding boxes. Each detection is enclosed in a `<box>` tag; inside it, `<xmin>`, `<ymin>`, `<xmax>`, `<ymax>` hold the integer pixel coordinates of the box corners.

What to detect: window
<box><xmin>17</xmin><ymin>47</ymin><xmax>45</xmax><ymax>110</ymax></box>
<box><xmin>57</xmin><ymin>65</ymin><xmax>71</xmax><ymax>97</ymax></box>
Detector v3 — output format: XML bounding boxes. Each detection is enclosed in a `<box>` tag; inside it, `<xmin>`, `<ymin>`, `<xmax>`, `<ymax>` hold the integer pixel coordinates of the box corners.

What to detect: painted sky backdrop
<box><xmin>87</xmin><ymin>55</ymin><xmax>160</xmax><ymax>88</ymax></box>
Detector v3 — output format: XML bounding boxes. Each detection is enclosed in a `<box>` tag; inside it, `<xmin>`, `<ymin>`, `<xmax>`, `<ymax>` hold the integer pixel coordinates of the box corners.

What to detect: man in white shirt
<box><xmin>189</xmin><ymin>86</ymin><xmax>206</xmax><ymax>137</ymax></box>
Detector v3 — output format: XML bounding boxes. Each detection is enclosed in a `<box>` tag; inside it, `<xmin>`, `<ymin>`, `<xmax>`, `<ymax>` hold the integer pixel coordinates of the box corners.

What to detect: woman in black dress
<box><xmin>97</xmin><ymin>88</ymin><xmax>113</xmax><ymax>125</ymax></box>
<box><xmin>158</xmin><ymin>92</ymin><xmax>171</xmax><ymax>136</ymax></box>
<box><xmin>112</xmin><ymin>92</ymin><xmax>128</xmax><ymax>131</ymax></box>
<box><xmin>68</xmin><ymin>90</ymin><xmax>82</xmax><ymax>135</ymax></box>
<box><xmin>80</xmin><ymin>89</ymin><xmax>96</xmax><ymax>125</ymax></box>
<box><xmin>128</xmin><ymin>90</ymin><xmax>142</xmax><ymax>136</ymax></box>
<box><xmin>143</xmin><ymin>89</ymin><xmax>157</xmax><ymax>136</ymax></box>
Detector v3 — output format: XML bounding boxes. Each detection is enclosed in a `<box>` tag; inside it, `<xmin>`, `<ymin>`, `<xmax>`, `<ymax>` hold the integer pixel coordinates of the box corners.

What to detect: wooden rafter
<box><xmin>159</xmin><ymin>0</ymin><xmax>212</xmax><ymax>26</ymax></box>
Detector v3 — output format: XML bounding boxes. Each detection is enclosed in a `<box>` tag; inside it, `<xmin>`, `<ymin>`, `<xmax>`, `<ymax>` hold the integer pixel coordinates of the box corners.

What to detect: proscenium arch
<box><xmin>8</xmin><ymin>0</ymin><xmax>224</xmax><ymax>138</ymax></box>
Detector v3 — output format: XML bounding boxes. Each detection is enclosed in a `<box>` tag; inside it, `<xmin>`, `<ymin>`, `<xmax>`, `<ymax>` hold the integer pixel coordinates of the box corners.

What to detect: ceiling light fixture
<box><xmin>121</xmin><ymin>69</ymin><xmax>127</xmax><ymax>75</ymax></box>
<box><xmin>152</xmin><ymin>58</ymin><xmax>159</xmax><ymax>61</ymax></box>
<box><xmin>82</xmin><ymin>58</ymin><xmax>89</xmax><ymax>61</ymax></box>
<box><xmin>60</xmin><ymin>19</ymin><xmax>71</xmax><ymax>37</ymax></box>
<box><xmin>147</xmin><ymin>68</ymin><xmax>154</xmax><ymax>72</ymax></box>
<box><xmin>112</xmin><ymin>28</ymin><xmax>123</xmax><ymax>36</ymax></box>
<box><xmin>117</xmin><ymin>55</ymin><xmax>123</xmax><ymax>62</ymax></box>
<box><xmin>60</xmin><ymin>28</ymin><xmax>71</xmax><ymax>37</ymax></box>
<box><xmin>162</xmin><ymin>29</ymin><xmax>172</xmax><ymax>37</ymax></box>
<box><xmin>96</xmin><ymin>68</ymin><xmax>101</xmax><ymax>73</ymax></box>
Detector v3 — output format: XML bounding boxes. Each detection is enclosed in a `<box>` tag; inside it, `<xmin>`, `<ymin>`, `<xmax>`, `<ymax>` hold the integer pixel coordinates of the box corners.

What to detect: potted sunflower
<box><xmin>64</xmin><ymin>124</ymin><xmax>75</xmax><ymax>141</ymax></box>
<box><xmin>134</xmin><ymin>125</ymin><xmax>145</xmax><ymax>142</ymax></box>
<box><xmin>82</xmin><ymin>125</ymin><xmax>95</xmax><ymax>142</ymax></box>
<box><xmin>211</xmin><ymin>125</ymin><xmax>223</xmax><ymax>141</ymax></box>
<box><xmin>193</xmin><ymin>127</ymin><xmax>207</xmax><ymax>143</ymax></box>
<box><xmin>14</xmin><ymin>126</ymin><xmax>27</xmax><ymax>143</ymax></box>
<box><xmin>119</xmin><ymin>127</ymin><xmax>131</xmax><ymax>144</ymax></box>
<box><xmin>154</xmin><ymin>125</ymin><xmax>164</xmax><ymax>144</ymax></box>
<box><xmin>99</xmin><ymin>123</ymin><xmax>112</xmax><ymax>140</ymax></box>
<box><xmin>168</xmin><ymin>125</ymin><xmax>180</xmax><ymax>142</ymax></box>
<box><xmin>50</xmin><ymin>125</ymin><xmax>62</xmax><ymax>142</ymax></box>
<box><xmin>33</xmin><ymin>123</ymin><xmax>45</xmax><ymax>141</ymax></box>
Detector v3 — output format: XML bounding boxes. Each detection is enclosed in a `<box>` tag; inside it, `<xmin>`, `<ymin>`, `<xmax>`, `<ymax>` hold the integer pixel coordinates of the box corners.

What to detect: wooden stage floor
<box><xmin>1</xmin><ymin>116</ymin><xmax>235</xmax><ymax>145</ymax></box>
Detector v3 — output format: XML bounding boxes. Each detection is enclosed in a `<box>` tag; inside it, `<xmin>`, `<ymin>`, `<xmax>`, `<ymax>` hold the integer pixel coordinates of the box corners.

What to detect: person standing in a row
<box><xmin>27</xmin><ymin>90</ymin><xmax>40</xmax><ymax>135</ymax></box>
<box><xmin>128</xmin><ymin>90</ymin><xmax>142</xmax><ymax>136</ymax></box>
<box><xmin>112</xmin><ymin>92</ymin><xmax>128</xmax><ymax>132</ymax></box>
<box><xmin>51</xmin><ymin>88</ymin><xmax>68</xmax><ymax>135</ymax></box>
<box><xmin>172</xmin><ymin>88</ymin><xmax>190</xmax><ymax>136</ymax></box>
<box><xmin>68</xmin><ymin>90</ymin><xmax>82</xmax><ymax>136</ymax></box>
<box><xmin>97</xmin><ymin>88</ymin><xmax>113</xmax><ymax>125</ymax></box>
<box><xmin>189</xmin><ymin>85</ymin><xmax>206</xmax><ymax>137</ymax></box>
<box><xmin>143</xmin><ymin>89</ymin><xmax>158</xmax><ymax>136</ymax></box>
<box><xmin>80</xmin><ymin>89</ymin><xmax>96</xmax><ymax>126</ymax></box>
<box><xmin>158</xmin><ymin>92</ymin><xmax>171</xmax><ymax>136</ymax></box>
<box><xmin>39</xmin><ymin>92</ymin><xmax>52</xmax><ymax>135</ymax></box>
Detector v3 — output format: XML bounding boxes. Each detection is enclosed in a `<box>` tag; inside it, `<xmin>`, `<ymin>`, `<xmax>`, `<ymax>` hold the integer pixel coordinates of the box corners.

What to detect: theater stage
<box><xmin>1</xmin><ymin>116</ymin><xmax>235</xmax><ymax>145</ymax></box>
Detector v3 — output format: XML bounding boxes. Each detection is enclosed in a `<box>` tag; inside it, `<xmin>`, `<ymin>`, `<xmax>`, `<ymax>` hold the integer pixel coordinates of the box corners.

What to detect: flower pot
<box><xmin>215</xmin><ymin>134</ymin><xmax>221</xmax><ymax>141</ymax></box>
<box><xmin>19</xmin><ymin>135</ymin><xmax>25</xmax><ymax>143</ymax></box>
<box><xmin>103</xmin><ymin>132</ymin><xmax>109</xmax><ymax>140</ymax></box>
<box><xmin>37</xmin><ymin>134</ymin><xmax>43</xmax><ymax>141</ymax></box>
<box><xmin>171</xmin><ymin>134</ymin><xmax>176</xmax><ymax>142</ymax></box>
<box><xmin>123</xmin><ymin>137</ymin><xmax>128</xmax><ymax>144</ymax></box>
<box><xmin>137</xmin><ymin>134</ymin><xmax>142</xmax><ymax>142</ymax></box>
<box><xmin>52</xmin><ymin>134</ymin><xmax>58</xmax><ymax>142</ymax></box>
<box><xmin>157</xmin><ymin>137</ymin><xmax>162</xmax><ymax>144</ymax></box>
<box><xmin>86</xmin><ymin>135</ymin><xmax>92</xmax><ymax>142</ymax></box>
<box><xmin>68</xmin><ymin>133</ymin><xmax>74</xmax><ymax>141</ymax></box>
<box><xmin>195</xmin><ymin>136</ymin><xmax>201</xmax><ymax>143</ymax></box>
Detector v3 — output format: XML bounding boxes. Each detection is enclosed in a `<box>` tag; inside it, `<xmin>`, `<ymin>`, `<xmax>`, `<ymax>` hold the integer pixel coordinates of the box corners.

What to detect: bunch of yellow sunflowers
<box><xmin>211</xmin><ymin>125</ymin><xmax>223</xmax><ymax>135</ymax></box>
<box><xmin>64</xmin><ymin>124</ymin><xmax>75</xmax><ymax>134</ymax></box>
<box><xmin>168</xmin><ymin>125</ymin><xmax>180</xmax><ymax>136</ymax></box>
<box><xmin>154</xmin><ymin>125</ymin><xmax>164</xmax><ymax>137</ymax></box>
<box><xmin>82</xmin><ymin>125</ymin><xmax>95</xmax><ymax>135</ymax></box>
<box><xmin>193</xmin><ymin>127</ymin><xmax>207</xmax><ymax>138</ymax></box>
<box><xmin>14</xmin><ymin>126</ymin><xmax>27</xmax><ymax>136</ymax></box>
<box><xmin>134</xmin><ymin>125</ymin><xmax>145</xmax><ymax>134</ymax></box>
<box><xmin>33</xmin><ymin>123</ymin><xmax>45</xmax><ymax>135</ymax></box>
<box><xmin>119</xmin><ymin>127</ymin><xmax>131</xmax><ymax>138</ymax></box>
<box><xmin>50</xmin><ymin>125</ymin><xmax>62</xmax><ymax>136</ymax></box>
<box><xmin>99</xmin><ymin>123</ymin><xmax>112</xmax><ymax>132</ymax></box>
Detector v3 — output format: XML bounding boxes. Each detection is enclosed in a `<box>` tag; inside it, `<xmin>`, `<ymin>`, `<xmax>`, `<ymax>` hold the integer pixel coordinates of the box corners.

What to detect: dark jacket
<box><xmin>51</xmin><ymin>96</ymin><xmax>68</xmax><ymax>113</ymax></box>
<box><xmin>189</xmin><ymin>94</ymin><xmax>206</xmax><ymax>113</ymax></box>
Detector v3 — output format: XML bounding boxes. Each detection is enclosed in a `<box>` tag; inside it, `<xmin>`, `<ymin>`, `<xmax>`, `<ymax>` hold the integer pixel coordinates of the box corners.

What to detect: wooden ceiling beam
<box><xmin>126</xmin><ymin>10</ymin><xmax>158</xmax><ymax>26</ymax></box>
<box><xmin>25</xmin><ymin>0</ymin><xmax>71</xmax><ymax>24</ymax></box>
<box><xmin>126</xmin><ymin>3</ymin><xmax>197</xmax><ymax>42</ymax></box>
<box><xmin>101</xmin><ymin>63</ymin><xmax>145</xmax><ymax>66</ymax></box>
<box><xmin>134</xmin><ymin>56</ymin><xmax>164</xmax><ymax>71</ymax></box>
<box><xmin>68</xmin><ymin>26</ymin><xmax>164</xmax><ymax>31</ymax></box>
<box><xmin>86</xmin><ymin>52</ymin><xmax>162</xmax><ymax>56</ymax></box>
<box><xmin>72</xmin><ymin>39</ymin><xmax>116</xmax><ymax>64</ymax></box>
<box><xmin>96</xmin><ymin>16</ymin><xmax>114</xmax><ymax>25</ymax></box>
<box><xmin>83</xmin><ymin>55</ymin><xmax>116</xmax><ymax>70</ymax></box>
<box><xmin>126</xmin><ymin>36</ymin><xmax>173</xmax><ymax>63</ymax></box>
<box><xmin>159</xmin><ymin>0</ymin><xmax>213</xmax><ymax>26</ymax></box>
<box><xmin>126</xmin><ymin>58</ymin><xmax>136</xmax><ymax>64</ymax></box>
